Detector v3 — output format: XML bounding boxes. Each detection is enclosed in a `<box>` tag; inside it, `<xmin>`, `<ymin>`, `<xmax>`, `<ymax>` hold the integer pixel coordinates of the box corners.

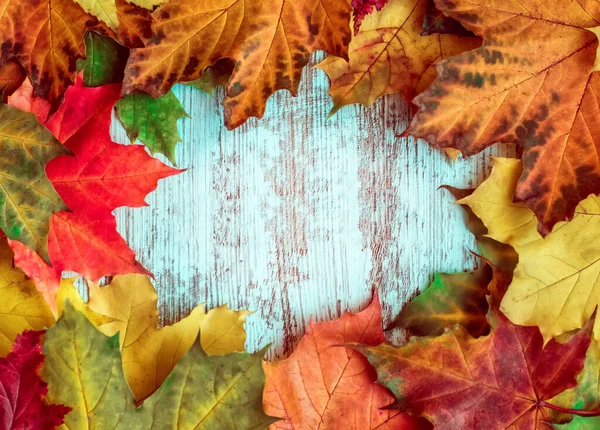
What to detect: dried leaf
<box><xmin>316</xmin><ymin>0</ymin><xmax>480</xmax><ymax>116</ymax></box>
<box><xmin>264</xmin><ymin>294</ymin><xmax>431</xmax><ymax>429</ymax></box>
<box><xmin>0</xmin><ymin>61</ymin><xmax>26</xmax><ymax>102</ymax></box>
<box><xmin>408</xmin><ymin>0</ymin><xmax>600</xmax><ymax>235</ymax></box>
<box><xmin>185</xmin><ymin>59</ymin><xmax>235</xmax><ymax>95</ymax></box>
<box><xmin>0</xmin><ymin>0</ymin><xmax>111</xmax><ymax>111</ymax></box>
<box><xmin>123</xmin><ymin>0</ymin><xmax>352</xmax><ymax>129</ymax></box>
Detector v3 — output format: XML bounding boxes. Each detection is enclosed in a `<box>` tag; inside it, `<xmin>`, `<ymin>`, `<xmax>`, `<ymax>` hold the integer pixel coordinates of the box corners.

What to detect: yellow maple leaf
<box><xmin>460</xmin><ymin>157</ymin><xmax>600</xmax><ymax>342</ymax></box>
<box><xmin>0</xmin><ymin>239</ymin><xmax>54</xmax><ymax>356</ymax></box>
<box><xmin>315</xmin><ymin>0</ymin><xmax>479</xmax><ymax>116</ymax></box>
<box><xmin>87</xmin><ymin>274</ymin><xmax>250</xmax><ymax>400</ymax></box>
<box><xmin>73</xmin><ymin>0</ymin><xmax>119</xmax><ymax>29</ymax></box>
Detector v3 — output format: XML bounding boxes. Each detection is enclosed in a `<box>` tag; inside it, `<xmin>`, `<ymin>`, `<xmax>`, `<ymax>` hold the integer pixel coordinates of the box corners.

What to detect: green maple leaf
<box><xmin>77</xmin><ymin>31</ymin><xmax>129</xmax><ymax>88</ymax></box>
<box><xmin>0</xmin><ymin>104</ymin><xmax>67</xmax><ymax>262</ymax></box>
<box><xmin>42</xmin><ymin>303</ymin><xmax>275</xmax><ymax>429</ymax></box>
<box><xmin>116</xmin><ymin>91</ymin><xmax>188</xmax><ymax>166</ymax></box>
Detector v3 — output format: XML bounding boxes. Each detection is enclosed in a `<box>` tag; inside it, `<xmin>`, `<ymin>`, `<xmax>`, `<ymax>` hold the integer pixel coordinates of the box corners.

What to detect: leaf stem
<box><xmin>540</xmin><ymin>401</ymin><xmax>600</xmax><ymax>417</ymax></box>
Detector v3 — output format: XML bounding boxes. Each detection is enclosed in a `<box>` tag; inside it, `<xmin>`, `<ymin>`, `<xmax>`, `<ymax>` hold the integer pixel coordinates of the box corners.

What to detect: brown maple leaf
<box><xmin>407</xmin><ymin>0</ymin><xmax>600</xmax><ymax>235</ymax></box>
<box><xmin>122</xmin><ymin>0</ymin><xmax>352</xmax><ymax>129</ymax></box>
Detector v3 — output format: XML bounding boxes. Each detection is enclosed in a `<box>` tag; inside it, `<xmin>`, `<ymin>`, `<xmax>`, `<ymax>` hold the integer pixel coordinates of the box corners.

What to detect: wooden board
<box><xmin>110</xmin><ymin>53</ymin><xmax>515</xmax><ymax>359</ymax></box>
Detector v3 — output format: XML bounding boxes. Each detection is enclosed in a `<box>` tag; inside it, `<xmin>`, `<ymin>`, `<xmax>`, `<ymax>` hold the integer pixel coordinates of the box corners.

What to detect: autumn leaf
<box><xmin>360</xmin><ymin>309</ymin><xmax>594</xmax><ymax>428</ymax></box>
<box><xmin>7</xmin><ymin>79</ymin><xmax>51</xmax><ymax>124</ymax></box>
<box><xmin>316</xmin><ymin>0</ymin><xmax>480</xmax><ymax>117</ymax></box>
<box><xmin>351</xmin><ymin>0</ymin><xmax>388</xmax><ymax>35</ymax></box>
<box><xmin>74</xmin><ymin>0</ymin><xmax>119</xmax><ymax>30</ymax></box>
<box><xmin>460</xmin><ymin>158</ymin><xmax>600</xmax><ymax>344</ymax></box>
<box><xmin>114</xmin><ymin>0</ymin><xmax>153</xmax><ymax>49</ymax></box>
<box><xmin>263</xmin><ymin>293</ymin><xmax>431</xmax><ymax>429</ymax></box>
<box><xmin>0</xmin><ymin>238</ymin><xmax>54</xmax><ymax>357</ymax></box>
<box><xmin>0</xmin><ymin>103</ymin><xmax>68</xmax><ymax>262</ymax></box>
<box><xmin>115</xmin><ymin>91</ymin><xmax>188</xmax><ymax>166</ymax></box>
<box><xmin>0</xmin><ymin>0</ymin><xmax>113</xmax><ymax>111</ymax></box>
<box><xmin>549</xmin><ymin>341</ymin><xmax>600</xmax><ymax>427</ymax></box>
<box><xmin>391</xmin><ymin>266</ymin><xmax>492</xmax><ymax>337</ymax></box>
<box><xmin>421</xmin><ymin>0</ymin><xmax>472</xmax><ymax>36</ymax></box>
<box><xmin>77</xmin><ymin>32</ymin><xmax>129</xmax><ymax>87</ymax></box>
<box><xmin>0</xmin><ymin>331</ymin><xmax>70</xmax><ymax>430</ymax></box>
<box><xmin>43</xmin><ymin>303</ymin><xmax>274</xmax><ymax>429</ymax></box>
<box><xmin>0</xmin><ymin>61</ymin><xmax>26</xmax><ymax>102</ymax></box>
<box><xmin>122</xmin><ymin>0</ymin><xmax>352</xmax><ymax>129</ymax></box>
<box><xmin>408</xmin><ymin>0</ymin><xmax>600</xmax><ymax>235</ymax></box>
<box><xmin>128</xmin><ymin>0</ymin><xmax>164</xmax><ymax>10</ymax></box>
<box><xmin>185</xmin><ymin>59</ymin><xmax>235</xmax><ymax>95</ymax></box>
<box><xmin>7</xmin><ymin>77</ymin><xmax>178</xmax><ymax>298</ymax></box>
<box><xmin>86</xmin><ymin>273</ymin><xmax>250</xmax><ymax>400</ymax></box>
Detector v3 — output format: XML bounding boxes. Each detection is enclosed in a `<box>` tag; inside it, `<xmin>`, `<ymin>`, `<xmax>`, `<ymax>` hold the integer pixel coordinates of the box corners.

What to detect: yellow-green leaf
<box><xmin>73</xmin><ymin>0</ymin><xmax>119</xmax><ymax>29</ymax></box>
<box><xmin>87</xmin><ymin>274</ymin><xmax>249</xmax><ymax>400</ymax></box>
<box><xmin>0</xmin><ymin>104</ymin><xmax>68</xmax><ymax>261</ymax></box>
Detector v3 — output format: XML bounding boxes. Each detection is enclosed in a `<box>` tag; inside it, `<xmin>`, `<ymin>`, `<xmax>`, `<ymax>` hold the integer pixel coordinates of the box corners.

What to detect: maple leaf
<box><xmin>0</xmin><ymin>0</ymin><xmax>112</xmax><ymax>111</ymax></box>
<box><xmin>114</xmin><ymin>0</ymin><xmax>153</xmax><ymax>49</ymax></box>
<box><xmin>391</xmin><ymin>266</ymin><xmax>492</xmax><ymax>337</ymax></box>
<box><xmin>316</xmin><ymin>0</ymin><xmax>480</xmax><ymax>117</ymax></box>
<box><xmin>359</xmin><ymin>309</ymin><xmax>594</xmax><ymax>429</ymax></box>
<box><xmin>85</xmin><ymin>273</ymin><xmax>250</xmax><ymax>400</ymax></box>
<box><xmin>74</xmin><ymin>0</ymin><xmax>119</xmax><ymax>30</ymax></box>
<box><xmin>42</xmin><ymin>303</ymin><xmax>274</xmax><ymax>429</ymax></box>
<box><xmin>460</xmin><ymin>158</ymin><xmax>600</xmax><ymax>344</ymax></box>
<box><xmin>0</xmin><ymin>103</ymin><xmax>67</xmax><ymax>262</ymax></box>
<box><xmin>421</xmin><ymin>0</ymin><xmax>472</xmax><ymax>36</ymax></box>
<box><xmin>115</xmin><ymin>91</ymin><xmax>188</xmax><ymax>166</ymax></box>
<box><xmin>185</xmin><ymin>58</ymin><xmax>235</xmax><ymax>95</ymax></box>
<box><xmin>263</xmin><ymin>294</ymin><xmax>432</xmax><ymax>429</ymax></box>
<box><xmin>351</xmin><ymin>0</ymin><xmax>388</xmax><ymax>35</ymax></box>
<box><xmin>77</xmin><ymin>32</ymin><xmax>129</xmax><ymax>87</ymax></box>
<box><xmin>7</xmin><ymin>79</ymin><xmax>51</xmax><ymax>124</ymax></box>
<box><xmin>0</xmin><ymin>331</ymin><xmax>70</xmax><ymax>429</ymax></box>
<box><xmin>0</xmin><ymin>238</ymin><xmax>54</xmax><ymax>356</ymax></box>
<box><xmin>0</xmin><ymin>60</ymin><xmax>26</xmax><ymax>102</ymax></box>
<box><xmin>7</xmin><ymin>77</ymin><xmax>179</xmax><ymax>299</ymax></box>
<box><xmin>549</xmin><ymin>341</ymin><xmax>600</xmax><ymax>427</ymax></box>
<box><xmin>122</xmin><ymin>0</ymin><xmax>352</xmax><ymax>129</ymax></box>
<box><xmin>407</xmin><ymin>0</ymin><xmax>600</xmax><ymax>235</ymax></box>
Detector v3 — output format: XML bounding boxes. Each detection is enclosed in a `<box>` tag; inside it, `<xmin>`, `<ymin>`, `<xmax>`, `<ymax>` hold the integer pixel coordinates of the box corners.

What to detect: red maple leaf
<box><xmin>0</xmin><ymin>331</ymin><xmax>71</xmax><ymax>429</ymax></box>
<box><xmin>7</xmin><ymin>77</ymin><xmax>180</xmax><ymax>309</ymax></box>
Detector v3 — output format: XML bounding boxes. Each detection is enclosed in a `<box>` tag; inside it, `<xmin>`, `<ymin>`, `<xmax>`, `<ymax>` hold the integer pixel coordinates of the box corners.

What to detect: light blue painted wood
<box><xmin>110</xmin><ymin>53</ymin><xmax>515</xmax><ymax>358</ymax></box>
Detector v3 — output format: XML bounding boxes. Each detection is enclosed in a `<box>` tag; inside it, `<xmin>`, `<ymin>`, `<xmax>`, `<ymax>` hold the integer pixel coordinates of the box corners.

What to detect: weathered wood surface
<box><xmin>111</xmin><ymin>53</ymin><xmax>515</xmax><ymax>359</ymax></box>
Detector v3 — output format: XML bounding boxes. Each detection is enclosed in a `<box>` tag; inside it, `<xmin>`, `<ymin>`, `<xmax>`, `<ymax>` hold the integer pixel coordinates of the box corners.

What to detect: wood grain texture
<box><xmin>109</xmin><ymin>53</ymin><xmax>515</xmax><ymax>359</ymax></box>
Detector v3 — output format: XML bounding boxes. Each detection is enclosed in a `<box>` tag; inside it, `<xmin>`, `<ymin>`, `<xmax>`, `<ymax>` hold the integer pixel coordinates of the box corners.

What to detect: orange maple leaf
<box><xmin>317</xmin><ymin>0</ymin><xmax>480</xmax><ymax>116</ymax></box>
<box><xmin>263</xmin><ymin>293</ymin><xmax>431</xmax><ymax>429</ymax></box>
<box><xmin>408</xmin><ymin>0</ymin><xmax>600</xmax><ymax>235</ymax></box>
<box><xmin>123</xmin><ymin>0</ymin><xmax>352</xmax><ymax>129</ymax></box>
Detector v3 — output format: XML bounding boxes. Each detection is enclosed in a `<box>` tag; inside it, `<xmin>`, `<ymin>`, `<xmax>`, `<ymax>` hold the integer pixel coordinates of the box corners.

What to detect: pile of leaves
<box><xmin>1</xmin><ymin>0</ymin><xmax>600</xmax><ymax>428</ymax></box>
